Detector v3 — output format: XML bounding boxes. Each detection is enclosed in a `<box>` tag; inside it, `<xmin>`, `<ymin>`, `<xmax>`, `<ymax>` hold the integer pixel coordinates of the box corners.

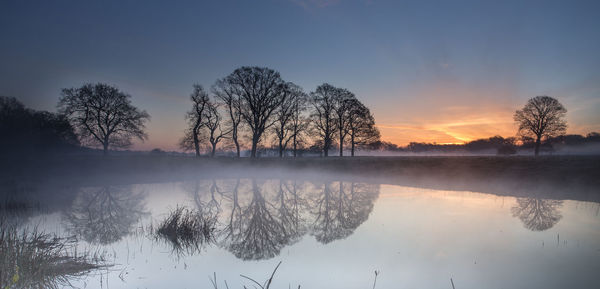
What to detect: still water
<box><xmin>2</xmin><ymin>179</ymin><xmax>599</xmax><ymax>289</ymax></box>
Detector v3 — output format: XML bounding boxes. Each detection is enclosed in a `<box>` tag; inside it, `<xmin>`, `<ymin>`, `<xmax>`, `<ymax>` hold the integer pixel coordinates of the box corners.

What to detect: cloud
<box><xmin>377</xmin><ymin>124</ymin><xmax>465</xmax><ymax>145</ymax></box>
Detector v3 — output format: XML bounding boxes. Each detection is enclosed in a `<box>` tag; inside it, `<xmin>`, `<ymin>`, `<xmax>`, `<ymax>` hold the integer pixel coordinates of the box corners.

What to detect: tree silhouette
<box><xmin>213</xmin><ymin>79</ymin><xmax>244</xmax><ymax>157</ymax></box>
<box><xmin>310</xmin><ymin>84</ymin><xmax>339</xmax><ymax>157</ymax></box>
<box><xmin>181</xmin><ymin>85</ymin><xmax>210</xmax><ymax>156</ymax></box>
<box><xmin>333</xmin><ymin>88</ymin><xmax>355</xmax><ymax>156</ymax></box>
<box><xmin>204</xmin><ymin>100</ymin><xmax>230</xmax><ymax>157</ymax></box>
<box><xmin>346</xmin><ymin>98</ymin><xmax>380</xmax><ymax>156</ymax></box>
<box><xmin>224</xmin><ymin>67</ymin><xmax>287</xmax><ymax>158</ymax></box>
<box><xmin>58</xmin><ymin>83</ymin><xmax>149</xmax><ymax>155</ymax></box>
<box><xmin>1</xmin><ymin>96</ymin><xmax>79</xmax><ymax>156</ymax></box>
<box><xmin>511</xmin><ymin>198</ymin><xmax>563</xmax><ymax>231</ymax></box>
<box><xmin>514</xmin><ymin>96</ymin><xmax>567</xmax><ymax>156</ymax></box>
<box><xmin>272</xmin><ymin>83</ymin><xmax>307</xmax><ymax>157</ymax></box>
<box><xmin>64</xmin><ymin>186</ymin><xmax>146</xmax><ymax>244</ymax></box>
<box><xmin>289</xmin><ymin>87</ymin><xmax>309</xmax><ymax>157</ymax></box>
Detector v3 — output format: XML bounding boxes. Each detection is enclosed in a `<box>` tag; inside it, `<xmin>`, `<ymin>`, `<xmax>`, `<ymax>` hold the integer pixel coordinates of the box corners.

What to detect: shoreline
<box><xmin>2</xmin><ymin>155</ymin><xmax>599</xmax><ymax>203</ymax></box>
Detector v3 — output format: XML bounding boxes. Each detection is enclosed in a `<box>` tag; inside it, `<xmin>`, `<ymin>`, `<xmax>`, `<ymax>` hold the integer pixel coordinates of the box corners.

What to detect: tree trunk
<box><xmin>234</xmin><ymin>138</ymin><xmax>240</xmax><ymax>157</ymax></box>
<box><xmin>534</xmin><ymin>136</ymin><xmax>541</xmax><ymax>156</ymax></box>
<box><xmin>351</xmin><ymin>133</ymin><xmax>355</xmax><ymax>157</ymax></box>
<box><xmin>279</xmin><ymin>138</ymin><xmax>284</xmax><ymax>158</ymax></box>
<box><xmin>211</xmin><ymin>142</ymin><xmax>217</xmax><ymax>157</ymax></box>
<box><xmin>251</xmin><ymin>134</ymin><xmax>258</xmax><ymax>158</ymax></box>
<box><xmin>293</xmin><ymin>134</ymin><xmax>297</xmax><ymax>157</ymax></box>
<box><xmin>231</xmin><ymin>128</ymin><xmax>240</xmax><ymax>157</ymax></box>
<box><xmin>339</xmin><ymin>132</ymin><xmax>344</xmax><ymax>157</ymax></box>
<box><xmin>102</xmin><ymin>142</ymin><xmax>108</xmax><ymax>156</ymax></box>
<box><xmin>193</xmin><ymin>130</ymin><xmax>200</xmax><ymax>157</ymax></box>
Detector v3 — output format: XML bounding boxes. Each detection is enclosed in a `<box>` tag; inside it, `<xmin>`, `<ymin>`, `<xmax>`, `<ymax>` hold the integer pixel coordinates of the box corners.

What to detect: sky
<box><xmin>1</xmin><ymin>0</ymin><xmax>599</xmax><ymax>151</ymax></box>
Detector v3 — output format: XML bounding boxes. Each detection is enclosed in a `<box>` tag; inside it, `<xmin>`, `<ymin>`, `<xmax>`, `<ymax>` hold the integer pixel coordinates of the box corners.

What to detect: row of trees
<box><xmin>10</xmin><ymin>67</ymin><xmax>566</xmax><ymax>157</ymax></box>
<box><xmin>180</xmin><ymin>66</ymin><xmax>380</xmax><ymax>157</ymax></box>
<box><xmin>372</xmin><ymin>132</ymin><xmax>599</xmax><ymax>155</ymax></box>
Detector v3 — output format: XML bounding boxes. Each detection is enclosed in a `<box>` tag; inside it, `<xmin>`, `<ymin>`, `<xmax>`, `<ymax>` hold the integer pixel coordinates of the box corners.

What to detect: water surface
<box><xmin>2</xmin><ymin>178</ymin><xmax>599</xmax><ymax>289</ymax></box>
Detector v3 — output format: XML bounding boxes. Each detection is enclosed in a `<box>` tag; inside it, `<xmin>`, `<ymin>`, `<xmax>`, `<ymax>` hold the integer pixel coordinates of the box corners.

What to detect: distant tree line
<box><xmin>179</xmin><ymin>66</ymin><xmax>380</xmax><ymax>158</ymax></box>
<box><xmin>2</xmin><ymin>69</ymin><xmax>594</xmax><ymax>157</ymax></box>
<box><xmin>0</xmin><ymin>96</ymin><xmax>79</xmax><ymax>157</ymax></box>
<box><xmin>370</xmin><ymin>132</ymin><xmax>600</xmax><ymax>155</ymax></box>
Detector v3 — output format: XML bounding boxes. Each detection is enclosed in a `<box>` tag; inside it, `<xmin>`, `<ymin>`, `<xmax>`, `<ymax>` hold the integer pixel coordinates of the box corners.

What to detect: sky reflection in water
<box><xmin>3</xmin><ymin>179</ymin><xmax>600</xmax><ymax>289</ymax></box>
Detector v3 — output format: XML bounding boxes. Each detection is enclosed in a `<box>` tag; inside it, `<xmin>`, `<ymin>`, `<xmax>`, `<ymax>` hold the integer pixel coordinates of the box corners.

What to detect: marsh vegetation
<box><xmin>0</xmin><ymin>223</ymin><xmax>108</xmax><ymax>289</ymax></box>
<box><xmin>154</xmin><ymin>206</ymin><xmax>217</xmax><ymax>257</ymax></box>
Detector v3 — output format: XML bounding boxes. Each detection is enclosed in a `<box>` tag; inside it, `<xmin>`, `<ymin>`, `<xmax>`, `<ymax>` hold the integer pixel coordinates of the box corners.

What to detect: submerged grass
<box><xmin>155</xmin><ymin>206</ymin><xmax>217</xmax><ymax>257</ymax></box>
<box><xmin>0</xmin><ymin>222</ymin><xmax>108</xmax><ymax>289</ymax></box>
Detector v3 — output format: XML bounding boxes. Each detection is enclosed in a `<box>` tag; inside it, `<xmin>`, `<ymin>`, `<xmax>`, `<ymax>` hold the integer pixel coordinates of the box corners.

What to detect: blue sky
<box><xmin>1</xmin><ymin>0</ymin><xmax>599</xmax><ymax>150</ymax></box>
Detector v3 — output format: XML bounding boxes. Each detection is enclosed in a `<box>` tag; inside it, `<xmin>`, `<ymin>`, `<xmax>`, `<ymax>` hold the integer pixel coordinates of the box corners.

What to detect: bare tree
<box><xmin>333</xmin><ymin>88</ymin><xmax>355</xmax><ymax>156</ymax></box>
<box><xmin>289</xmin><ymin>86</ymin><xmax>309</xmax><ymax>157</ymax></box>
<box><xmin>180</xmin><ymin>85</ymin><xmax>210</xmax><ymax>157</ymax></box>
<box><xmin>272</xmin><ymin>83</ymin><xmax>305</xmax><ymax>157</ymax></box>
<box><xmin>213</xmin><ymin>78</ymin><xmax>243</xmax><ymax>157</ymax></box>
<box><xmin>226</xmin><ymin>67</ymin><xmax>287</xmax><ymax>158</ymax></box>
<box><xmin>204</xmin><ymin>100</ymin><xmax>230</xmax><ymax>157</ymax></box>
<box><xmin>514</xmin><ymin>96</ymin><xmax>567</xmax><ymax>156</ymax></box>
<box><xmin>346</xmin><ymin>99</ymin><xmax>380</xmax><ymax>156</ymax></box>
<box><xmin>310</xmin><ymin>84</ymin><xmax>339</xmax><ymax>157</ymax></box>
<box><xmin>58</xmin><ymin>83</ymin><xmax>150</xmax><ymax>155</ymax></box>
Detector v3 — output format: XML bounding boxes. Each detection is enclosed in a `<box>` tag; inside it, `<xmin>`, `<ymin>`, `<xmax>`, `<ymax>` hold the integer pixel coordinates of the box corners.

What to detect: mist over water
<box><xmin>2</xmin><ymin>167</ymin><xmax>599</xmax><ymax>289</ymax></box>
<box><xmin>2</xmin><ymin>0</ymin><xmax>600</xmax><ymax>288</ymax></box>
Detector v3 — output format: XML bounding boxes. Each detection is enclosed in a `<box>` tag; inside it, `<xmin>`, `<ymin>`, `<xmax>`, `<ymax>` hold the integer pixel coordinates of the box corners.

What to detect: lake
<box><xmin>2</xmin><ymin>178</ymin><xmax>599</xmax><ymax>289</ymax></box>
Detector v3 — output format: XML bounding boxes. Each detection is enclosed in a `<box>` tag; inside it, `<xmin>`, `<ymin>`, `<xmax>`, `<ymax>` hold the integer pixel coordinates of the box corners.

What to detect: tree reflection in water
<box><xmin>511</xmin><ymin>198</ymin><xmax>563</xmax><ymax>231</ymax></box>
<box><xmin>64</xmin><ymin>185</ymin><xmax>147</xmax><ymax>245</ymax></box>
<box><xmin>188</xmin><ymin>179</ymin><xmax>380</xmax><ymax>260</ymax></box>
<box><xmin>310</xmin><ymin>181</ymin><xmax>379</xmax><ymax>244</ymax></box>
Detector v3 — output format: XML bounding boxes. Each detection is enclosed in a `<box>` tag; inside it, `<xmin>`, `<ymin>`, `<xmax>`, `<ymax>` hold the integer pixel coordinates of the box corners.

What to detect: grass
<box><xmin>209</xmin><ymin>261</ymin><xmax>292</xmax><ymax>289</ymax></box>
<box><xmin>0</xmin><ymin>222</ymin><xmax>108</xmax><ymax>289</ymax></box>
<box><xmin>154</xmin><ymin>206</ymin><xmax>217</xmax><ymax>257</ymax></box>
<box><xmin>208</xmin><ymin>262</ymin><xmax>378</xmax><ymax>289</ymax></box>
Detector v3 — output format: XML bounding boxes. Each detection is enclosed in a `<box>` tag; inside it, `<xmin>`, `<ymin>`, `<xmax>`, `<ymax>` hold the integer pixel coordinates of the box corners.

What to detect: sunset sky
<box><xmin>1</xmin><ymin>0</ymin><xmax>599</xmax><ymax>151</ymax></box>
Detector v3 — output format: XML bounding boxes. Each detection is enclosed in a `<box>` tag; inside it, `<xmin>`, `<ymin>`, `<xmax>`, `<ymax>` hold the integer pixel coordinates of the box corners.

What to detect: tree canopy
<box><xmin>58</xmin><ymin>83</ymin><xmax>150</xmax><ymax>155</ymax></box>
<box><xmin>514</xmin><ymin>96</ymin><xmax>567</xmax><ymax>156</ymax></box>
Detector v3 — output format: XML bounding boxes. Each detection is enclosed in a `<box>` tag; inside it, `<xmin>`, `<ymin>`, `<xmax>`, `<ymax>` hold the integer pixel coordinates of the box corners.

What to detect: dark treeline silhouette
<box><xmin>368</xmin><ymin>133</ymin><xmax>600</xmax><ymax>155</ymax></box>
<box><xmin>180</xmin><ymin>67</ymin><xmax>381</xmax><ymax>158</ymax></box>
<box><xmin>0</xmin><ymin>96</ymin><xmax>79</xmax><ymax>157</ymax></box>
<box><xmin>1</xmin><ymin>76</ymin><xmax>591</xmax><ymax>158</ymax></box>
